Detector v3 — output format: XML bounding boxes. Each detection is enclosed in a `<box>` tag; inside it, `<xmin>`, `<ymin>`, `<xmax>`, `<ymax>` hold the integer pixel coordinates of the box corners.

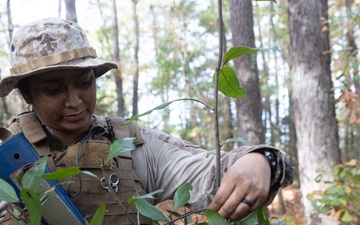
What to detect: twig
<box><xmin>101</xmin><ymin>165</ymin><xmax>136</xmax><ymax>225</ymax></box>
<box><xmin>163</xmin><ymin>208</ymin><xmax>207</xmax><ymax>225</ymax></box>
<box><xmin>214</xmin><ymin>0</ymin><xmax>224</xmax><ymax>189</ymax></box>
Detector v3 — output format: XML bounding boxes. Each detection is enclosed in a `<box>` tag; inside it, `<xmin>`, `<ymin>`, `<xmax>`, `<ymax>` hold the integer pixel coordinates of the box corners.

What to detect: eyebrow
<box><xmin>36</xmin><ymin>78</ymin><xmax>61</xmax><ymax>85</ymax></box>
<box><xmin>37</xmin><ymin>70</ymin><xmax>93</xmax><ymax>84</ymax></box>
<box><xmin>76</xmin><ymin>70</ymin><xmax>94</xmax><ymax>79</ymax></box>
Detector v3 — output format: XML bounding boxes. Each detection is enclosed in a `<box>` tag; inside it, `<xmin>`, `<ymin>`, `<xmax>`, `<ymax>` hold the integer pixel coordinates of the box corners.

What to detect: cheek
<box><xmin>32</xmin><ymin>97</ymin><xmax>62</xmax><ymax>117</ymax></box>
<box><xmin>83</xmin><ymin>86</ymin><xmax>97</xmax><ymax>109</ymax></box>
<box><xmin>29</xmin><ymin>91</ymin><xmax>63</xmax><ymax>113</ymax></box>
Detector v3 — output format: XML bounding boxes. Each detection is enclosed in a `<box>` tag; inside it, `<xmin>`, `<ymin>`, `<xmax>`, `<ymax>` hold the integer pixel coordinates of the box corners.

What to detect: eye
<box><xmin>74</xmin><ymin>70</ymin><xmax>95</xmax><ymax>89</ymax></box>
<box><xmin>82</xmin><ymin>79</ymin><xmax>92</xmax><ymax>86</ymax></box>
<box><xmin>42</xmin><ymin>86</ymin><xmax>64</xmax><ymax>95</ymax></box>
<box><xmin>76</xmin><ymin>78</ymin><xmax>93</xmax><ymax>89</ymax></box>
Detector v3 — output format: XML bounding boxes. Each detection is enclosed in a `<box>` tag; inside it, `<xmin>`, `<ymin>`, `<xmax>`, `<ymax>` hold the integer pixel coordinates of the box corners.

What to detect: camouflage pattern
<box><xmin>0</xmin><ymin>17</ymin><xmax>118</xmax><ymax>97</ymax></box>
<box><xmin>5</xmin><ymin>112</ymin><xmax>152</xmax><ymax>225</ymax></box>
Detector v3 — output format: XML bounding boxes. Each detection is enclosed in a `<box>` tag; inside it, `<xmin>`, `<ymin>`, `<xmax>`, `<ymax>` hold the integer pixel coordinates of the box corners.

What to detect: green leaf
<box><xmin>20</xmin><ymin>188</ymin><xmax>42</xmax><ymax>225</ymax></box>
<box><xmin>90</xmin><ymin>203</ymin><xmax>106</xmax><ymax>225</ymax></box>
<box><xmin>135</xmin><ymin>198</ymin><xmax>168</xmax><ymax>222</ymax></box>
<box><xmin>217</xmin><ymin>66</ymin><xmax>245</xmax><ymax>98</ymax></box>
<box><xmin>341</xmin><ymin>210</ymin><xmax>352</xmax><ymax>222</ymax></box>
<box><xmin>128</xmin><ymin>197</ymin><xmax>138</xmax><ymax>206</ymax></box>
<box><xmin>256</xmin><ymin>208</ymin><xmax>270</xmax><ymax>225</ymax></box>
<box><xmin>166</xmin><ymin>210</ymin><xmax>182</xmax><ymax>217</ymax></box>
<box><xmin>39</xmin><ymin>189</ymin><xmax>53</xmax><ymax>206</ymax></box>
<box><xmin>223</xmin><ymin>46</ymin><xmax>258</xmax><ymax>65</ymax></box>
<box><xmin>12</xmin><ymin>207</ymin><xmax>22</xmax><ymax>218</ymax></box>
<box><xmin>22</xmin><ymin>156</ymin><xmax>47</xmax><ymax>190</ymax></box>
<box><xmin>270</xmin><ymin>222</ymin><xmax>286</xmax><ymax>225</ymax></box>
<box><xmin>165</xmin><ymin>210</ymin><xmax>193</xmax><ymax>223</ymax></box>
<box><xmin>128</xmin><ymin>189</ymin><xmax>164</xmax><ymax>206</ymax></box>
<box><xmin>81</xmin><ymin>170</ymin><xmax>100</xmax><ymax>180</ymax></box>
<box><xmin>238</xmin><ymin>210</ymin><xmax>258</xmax><ymax>225</ymax></box>
<box><xmin>0</xmin><ymin>178</ymin><xmax>19</xmax><ymax>202</ymax></box>
<box><xmin>172</xmin><ymin>183</ymin><xmax>193</xmax><ymax>211</ymax></box>
<box><xmin>314</xmin><ymin>173</ymin><xmax>323</xmax><ymax>182</ymax></box>
<box><xmin>42</xmin><ymin>167</ymin><xmax>82</xmax><ymax>180</ymax></box>
<box><xmin>185</xmin><ymin>214</ymin><xmax>193</xmax><ymax>224</ymax></box>
<box><xmin>206</xmin><ymin>209</ymin><xmax>231</xmax><ymax>225</ymax></box>
<box><xmin>225</xmin><ymin>137</ymin><xmax>254</xmax><ymax>146</ymax></box>
<box><xmin>108</xmin><ymin>138</ymin><xmax>136</xmax><ymax>160</ymax></box>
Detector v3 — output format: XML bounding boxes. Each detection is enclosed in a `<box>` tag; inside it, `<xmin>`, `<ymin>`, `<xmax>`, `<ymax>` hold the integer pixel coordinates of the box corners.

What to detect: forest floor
<box><xmin>156</xmin><ymin>184</ymin><xmax>305</xmax><ymax>225</ymax></box>
<box><xmin>267</xmin><ymin>184</ymin><xmax>305</xmax><ymax>225</ymax></box>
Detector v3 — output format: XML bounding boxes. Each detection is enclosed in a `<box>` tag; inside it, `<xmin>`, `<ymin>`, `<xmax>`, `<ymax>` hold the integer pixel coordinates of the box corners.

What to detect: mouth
<box><xmin>64</xmin><ymin>111</ymin><xmax>86</xmax><ymax>122</ymax></box>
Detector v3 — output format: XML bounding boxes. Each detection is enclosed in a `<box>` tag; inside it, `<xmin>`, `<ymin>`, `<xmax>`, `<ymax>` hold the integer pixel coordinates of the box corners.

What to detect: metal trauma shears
<box><xmin>100</xmin><ymin>173</ymin><xmax>119</xmax><ymax>192</ymax></box>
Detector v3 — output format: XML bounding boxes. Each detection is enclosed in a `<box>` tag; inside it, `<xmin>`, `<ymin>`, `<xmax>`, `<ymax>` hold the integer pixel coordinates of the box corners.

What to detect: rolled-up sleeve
<box><xmin>131</xmin><ymin>127</ymin><xmax>293</xmax><ymax>210</ymax></box>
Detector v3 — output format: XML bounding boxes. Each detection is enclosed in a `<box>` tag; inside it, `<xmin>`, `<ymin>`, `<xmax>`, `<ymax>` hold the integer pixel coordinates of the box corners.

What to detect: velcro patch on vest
<box><xmin>65</xmin><ymin>140</ymin><xmax>113</xmax><ymax>169</ymax></box>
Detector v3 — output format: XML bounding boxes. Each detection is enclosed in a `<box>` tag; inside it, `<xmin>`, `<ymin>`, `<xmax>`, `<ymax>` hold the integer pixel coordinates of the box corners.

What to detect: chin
<box><xmin>65</xmin><ymin>119</ymin><xmax>91</xmax><ymax>131</ymax></box>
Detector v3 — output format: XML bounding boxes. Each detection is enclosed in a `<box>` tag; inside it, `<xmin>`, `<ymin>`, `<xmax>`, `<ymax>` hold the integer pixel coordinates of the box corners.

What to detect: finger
<box><xmin>0</xmin><ymin>201</ymin><xmax>8</xmax><ymax>211</ymax></box>
<box><xmin>227</xmin><ymin>197</ymin><xmax>258</xmax><ymax>221</ymax></box>
<box><xmin>0</xmin><ymin>210</ymin><xmax>6</xmax><ymax>217</ymax></box>
<box><xmin>209</xmin><ymin>182</ymin><xmax>236</xmax><ymax>211</ymax></box>
<box><xmin>215</xmin><ymin>187</ymin><xmax>247</xmax><ymax>219</ymax></box>
<box><xmin>228</xmin><ymin>188</ymin><xmax>269</xmax><ymax>222</ymax></box>
<box><xmin>209</xmin><ymin>163</ymin><xmax>252</xmax><ymax>213</ymax></box>
<box><xmin>0</xmin><ymin>200</ymin><xmax>8</xmax><ymax>219</ymax></box>
<box><xmin>216</xmin><ymin>179</ymin><xmax>268</xmax><ymax>221</ymax></box>
<box><xmin>241</xmin><ymin>198</ymin><xmax>254</xmax><ymax>208</ymax></box>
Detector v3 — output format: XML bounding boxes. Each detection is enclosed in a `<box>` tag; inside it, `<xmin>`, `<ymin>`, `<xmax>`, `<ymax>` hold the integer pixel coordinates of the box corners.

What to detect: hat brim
<box><xmin>0</xmin><ymin>58</ymin><xmax>118</xmax><ymax>97</ymax></box>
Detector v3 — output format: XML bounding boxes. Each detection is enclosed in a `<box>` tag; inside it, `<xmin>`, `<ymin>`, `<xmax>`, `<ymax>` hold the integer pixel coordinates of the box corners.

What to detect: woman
<box><xmin>0</xmin><ymin>17</ymin><xmax>292</xmax><ymax>225</ymax></box>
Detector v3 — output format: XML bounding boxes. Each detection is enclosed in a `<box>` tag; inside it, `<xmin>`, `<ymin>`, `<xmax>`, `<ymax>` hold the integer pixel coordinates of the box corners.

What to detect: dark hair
<box><xmin>17</xmin><ymin>77</ymin><xmax>31</xmax><ymax>97</ymax></box>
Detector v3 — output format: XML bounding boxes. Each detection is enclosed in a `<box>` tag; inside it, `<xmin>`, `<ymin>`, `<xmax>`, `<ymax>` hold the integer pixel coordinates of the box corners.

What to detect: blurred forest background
<box><xmin>0</xmin><ymin>0</ymin><xmax>359</xmax><ymax>224</ymax></box>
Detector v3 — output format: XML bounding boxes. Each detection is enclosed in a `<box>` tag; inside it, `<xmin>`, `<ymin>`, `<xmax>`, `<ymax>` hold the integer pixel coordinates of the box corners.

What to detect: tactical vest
<box><xmin>6</xmin><ymin>112</ymin><xmax>153</xmax><ymax>225</ymax></box>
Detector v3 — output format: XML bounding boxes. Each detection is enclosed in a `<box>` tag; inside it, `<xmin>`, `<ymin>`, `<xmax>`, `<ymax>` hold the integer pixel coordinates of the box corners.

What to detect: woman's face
<box><xmin>23</xmin><ymin>69</ymin><xmax>96</xmax><ymax>144</ymax></box>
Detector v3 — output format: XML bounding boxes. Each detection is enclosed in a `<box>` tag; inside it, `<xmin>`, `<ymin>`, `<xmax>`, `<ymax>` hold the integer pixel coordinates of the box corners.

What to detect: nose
<box><xmin>64</xmin><ymin>88</ymin><xmax>82</xmax><ymax>107</ymax></box>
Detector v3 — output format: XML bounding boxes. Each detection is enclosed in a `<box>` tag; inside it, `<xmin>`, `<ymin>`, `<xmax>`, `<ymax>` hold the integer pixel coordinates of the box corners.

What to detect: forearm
<box><xmin>133</xmin><ymin>128</ymin><xmax>293</xmax><ymax>209</ymax></box>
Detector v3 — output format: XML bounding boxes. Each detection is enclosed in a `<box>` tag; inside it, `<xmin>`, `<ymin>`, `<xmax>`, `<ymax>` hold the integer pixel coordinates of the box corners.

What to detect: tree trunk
<box><xmin>287</xmin><ymin>91</ymin><xmax>299</xmax><ymax>186</ymax></box>
<box><xmin>345</xmin><ymin>0</ymin><xmax>360</xmax><ymax>161</ymax></box>
<box><xmin>149</xmin><ymin>5</ymin><xmax>171</xmax><ymax>129</ymax></box>
<box><xmin>64</xmin><ymin>0</ymin><xmax>77</xmax><ymax>23</ymax></box>
<box><xmin>230</xmin><ymin>0</ymin><xmax>264</xmax><ymax>145</ymax></box>
<box><xmin>269</xmin><ymin>2</ymin><xmax>287</xmax><ymax>215</ymax></box>
<box><xmin>220</xmin><ymin>13</ymin><xmax>234</xmax><ymax>151</ymax></box>
<box><xmin>255</xmin><ymin>2</ymin><xmax>271</xmax><ymax>144</ymax></box>
<box><xmin>288</xmin><ymin>0</ymin><xmax>341</xmax><ymax>223</ymax></box>
<box><xmin>270</xmin><ymin>3</ymin><xmax>281</xmax><ymax>148</ymax></box>
<box><xmin>131</xmin><ymin>0</ymin><xmax>139</xmax><ymax>116</ymax></box>
<box><xmin>58</xmin><ymin>0</ymin><xmax>62</xmax><ymax>18</ymax></box>
<box><xmin>111</xmin><ymin>0</ymin><xmax>125</xmax><ymax>117</ymax></box>
<box><xmin>1</xmin><ymin>0</ymin><xmax>12</xmax><ymax>126</ymax></box>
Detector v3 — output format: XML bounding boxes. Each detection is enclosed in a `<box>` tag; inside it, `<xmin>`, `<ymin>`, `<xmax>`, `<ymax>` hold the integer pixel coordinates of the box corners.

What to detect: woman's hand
<box><xmin>0</xmin><ymin>200</ymin><xmax>8</xmax><ymax>221</ymax></box>
<box><xmin>209</xmin><ymin>152</ymin><xmax>271</xmax><ymax>221</ymax></box>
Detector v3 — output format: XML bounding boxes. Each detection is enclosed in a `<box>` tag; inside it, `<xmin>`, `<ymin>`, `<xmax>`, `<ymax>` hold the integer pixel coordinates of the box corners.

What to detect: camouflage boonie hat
<box><xmin>0</xmin><ymin>17</ymin><xmax>118</xmax><ymax>97</ymax></box>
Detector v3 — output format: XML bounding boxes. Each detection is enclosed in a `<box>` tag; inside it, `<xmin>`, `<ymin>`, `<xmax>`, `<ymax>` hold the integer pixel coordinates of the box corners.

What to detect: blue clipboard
<box><xmin>0</xmin><ymin>132</ymin><xmax>85</xmax><ymax>225</ymax></box>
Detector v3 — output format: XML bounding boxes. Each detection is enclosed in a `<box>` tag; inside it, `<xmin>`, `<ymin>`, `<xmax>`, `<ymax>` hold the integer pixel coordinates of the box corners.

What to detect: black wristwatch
<box><xmin>256</xmin><ymin>149</ymin><xmax>277</xmax><ymax>181</ymax></box>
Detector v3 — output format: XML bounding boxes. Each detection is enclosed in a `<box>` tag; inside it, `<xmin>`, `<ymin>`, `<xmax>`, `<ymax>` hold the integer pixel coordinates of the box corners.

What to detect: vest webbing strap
<box><xmin>15</xmin><ymin>113</ymin><xmax>144</xmax><ymax>169</ymax></box>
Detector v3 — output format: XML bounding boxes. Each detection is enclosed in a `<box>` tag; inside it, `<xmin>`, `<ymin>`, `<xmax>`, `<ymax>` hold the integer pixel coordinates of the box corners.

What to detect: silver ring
<box><xmin>241</xmin><ymin>198</ymin><xmax>253</xmax><ymax>207</ymax></box>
